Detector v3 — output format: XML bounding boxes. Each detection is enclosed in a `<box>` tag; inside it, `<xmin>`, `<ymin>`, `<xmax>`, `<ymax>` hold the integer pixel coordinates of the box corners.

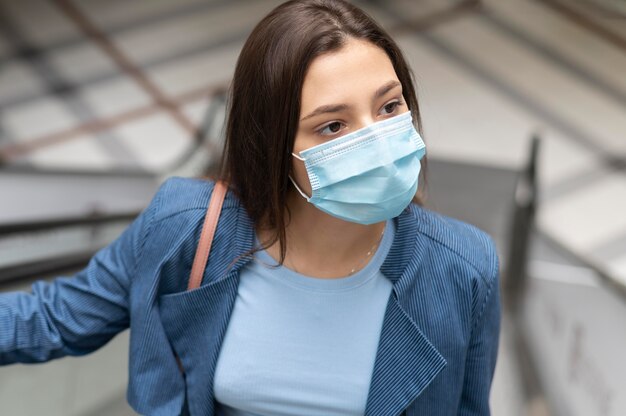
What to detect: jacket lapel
<box><xmin>159</xmin><ymin>272</ymin><xmax>241</xmax><ymax>415</ymax></box>
<box><xmin>364</xmin><ymin>206</ymin><xmax>447</xmax><ymax>415</ymax></box>
<box><xmin>363</xmin><ymin>294</ymin><xmax>447</xmax><ymax>415</ymax></box>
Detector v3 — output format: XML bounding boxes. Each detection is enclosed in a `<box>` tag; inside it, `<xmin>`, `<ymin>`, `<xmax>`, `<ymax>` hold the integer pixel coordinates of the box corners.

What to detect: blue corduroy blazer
<box><xmin>1</xmin><ymin>176</ymin><xmax>500</xmax><ymax>416</ymax></box>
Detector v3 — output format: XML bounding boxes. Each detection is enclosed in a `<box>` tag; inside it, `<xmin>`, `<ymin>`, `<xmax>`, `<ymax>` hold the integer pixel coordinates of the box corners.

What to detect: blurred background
<box><xmin>0</xmin><ymin>0</ymin><xmax>625</xmax><ymax>415</ymax></box>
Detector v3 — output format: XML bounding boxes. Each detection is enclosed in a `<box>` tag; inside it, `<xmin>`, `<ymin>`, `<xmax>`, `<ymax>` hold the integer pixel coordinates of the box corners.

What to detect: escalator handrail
<box><xmin>0</xmin><ymin>211</ymin><xmax>140</xmax><ymax>236</ymax></box>
<box><xmin>0</xmin><ymin>251</ymin><xmax>98</xmax><ymax>287</ymax></box>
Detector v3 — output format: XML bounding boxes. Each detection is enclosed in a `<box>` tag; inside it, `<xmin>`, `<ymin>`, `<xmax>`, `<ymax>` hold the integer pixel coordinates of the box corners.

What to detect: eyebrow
<box><xmin>300</xmin><ymin>104</ymin><xmax>349</xmax><ymax>122</ymax></box>
<box><xmin>299</xmin><ymin>80</ymin><xmax>402</xmax><ymax>122</ymax></box>
<box><xmin>373</xmin><ymin>80</ymin><xmax>402</xmax><ymax>101</ymax></box>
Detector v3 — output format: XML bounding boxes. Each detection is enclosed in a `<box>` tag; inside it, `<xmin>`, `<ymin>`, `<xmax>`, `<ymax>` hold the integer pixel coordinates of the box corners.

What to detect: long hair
<box><xmin>218</xmin><ymin>0</ymin><xmax>427</xmax><ymax>263</ymax></box>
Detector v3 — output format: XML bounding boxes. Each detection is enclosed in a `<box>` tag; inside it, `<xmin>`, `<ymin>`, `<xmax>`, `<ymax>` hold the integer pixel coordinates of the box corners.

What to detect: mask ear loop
<box><xmin>290</xmin><ymin>153</ymin><xmax>311</xmax><ymax>201</ymax></box>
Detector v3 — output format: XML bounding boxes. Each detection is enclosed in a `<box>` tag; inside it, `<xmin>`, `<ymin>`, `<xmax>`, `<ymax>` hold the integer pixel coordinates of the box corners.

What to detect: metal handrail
<box><xmin>0</xmin><ymin>211</ymin><xmax>140</xmax><ymax>237</ymax></box>
<box><xmin>0</xmin><ymin>251</ymin><xmax>100</xmax><ymax>286</ymax></box>
<box><xmin>0</xmin><ymin>210</ymin><xmax>140</xmax><ymax>284</ymax></box>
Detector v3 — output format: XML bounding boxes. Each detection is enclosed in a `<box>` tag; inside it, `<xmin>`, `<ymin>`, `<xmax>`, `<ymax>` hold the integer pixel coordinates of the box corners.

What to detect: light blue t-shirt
<box><xmin>213</xmin><ymin>220</ymin><xmax>395</xmax><ymax>416</ymax></box>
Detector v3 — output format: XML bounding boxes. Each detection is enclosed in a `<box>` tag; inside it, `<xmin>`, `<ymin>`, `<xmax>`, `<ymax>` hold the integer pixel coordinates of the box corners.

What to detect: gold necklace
<box><xmin>348</xmin><ymin>227</ymin><xmax>385</xmax><ymax>275</ymax></box>
<box><xmin>284</xmin><ymin>226</ymin><xmax>386</xmax><ymax>276</ymax></box>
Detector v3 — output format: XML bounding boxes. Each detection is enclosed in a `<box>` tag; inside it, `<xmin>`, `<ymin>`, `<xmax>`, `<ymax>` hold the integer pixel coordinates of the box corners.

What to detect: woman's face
<box><xmin>292</xmin><ymin>37</ymin><xmax>410</xmax><ymax>197</ymax></box>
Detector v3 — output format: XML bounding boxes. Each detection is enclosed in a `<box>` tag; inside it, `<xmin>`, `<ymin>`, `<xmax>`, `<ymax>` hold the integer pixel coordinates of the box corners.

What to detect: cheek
<box><xmin>292</xmin><ymin>158</ymin><xmax>312</xmax><ymax>195</ymax></box>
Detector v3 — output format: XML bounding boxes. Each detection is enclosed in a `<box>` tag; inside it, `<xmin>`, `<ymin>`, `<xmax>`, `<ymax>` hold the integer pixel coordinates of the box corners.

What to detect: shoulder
<box><xmin>141</xmin><ymin>176</ymin><xmax>251</xmax><ymax>294</ymax></box>
<box><xmin>409</xmin><ymin>204</ymin><xmax>499</xmax><ymax>287</ymax></box>
<box><xmin>401</xmin><ymin>204</ymin><xmax>500</xmax><ymax>332</ymax></box>
<box><xmin>149</xmin><ymin>176</ymin><xmax>241</xmax><ymax>224</ymax></box>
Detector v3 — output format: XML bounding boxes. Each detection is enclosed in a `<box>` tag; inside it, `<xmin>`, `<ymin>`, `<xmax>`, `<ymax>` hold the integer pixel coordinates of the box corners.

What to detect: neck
<box><xmin>259</xmin><ymin>189</ymin><xmax>386</xmax><ymax>279</ymax></box>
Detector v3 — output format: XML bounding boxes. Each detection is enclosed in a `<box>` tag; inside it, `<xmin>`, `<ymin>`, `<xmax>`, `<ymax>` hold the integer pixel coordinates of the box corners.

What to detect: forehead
<box><xmin>300</xmin><ymin>38</ymin><xmax>399</xmax><ymax>110</ymax></box>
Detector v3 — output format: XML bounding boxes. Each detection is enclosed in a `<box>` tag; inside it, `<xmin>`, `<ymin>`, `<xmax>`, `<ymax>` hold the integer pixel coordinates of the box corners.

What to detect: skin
<box><xmin>262</xmin><ymin>37</ymin><xmax>411</xmax><ymax>278</ymax></box>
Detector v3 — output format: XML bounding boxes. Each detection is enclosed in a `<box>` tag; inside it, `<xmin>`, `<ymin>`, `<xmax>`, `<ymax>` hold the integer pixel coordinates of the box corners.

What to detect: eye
<box><xmin>380</xmin><ymin>100</ymin><xmax>403</xmax><ymax>116</ymax></box>
<box><xmin>318</xmin><ymin>121</ymin><xmax>345</xmax><ymax>136</ymax></box>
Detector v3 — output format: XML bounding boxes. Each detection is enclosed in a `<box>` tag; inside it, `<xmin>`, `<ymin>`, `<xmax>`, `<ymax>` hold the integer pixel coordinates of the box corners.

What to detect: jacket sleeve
<box><xmin>0</xmin><ymin>180</ymin><xmax>166</xmax><ymax>364</ymax></box>
<box><xmin>458</xmin><ymin>244</ymin><xmax>502</xmax><ymax>415</ymax></box>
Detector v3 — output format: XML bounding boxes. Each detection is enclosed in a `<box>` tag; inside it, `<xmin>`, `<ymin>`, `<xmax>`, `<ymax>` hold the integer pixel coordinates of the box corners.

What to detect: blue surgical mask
<box><xmin>290</xmin><ymin>111</ymin><xmax>426</xmax><ymax>224</ymax></box>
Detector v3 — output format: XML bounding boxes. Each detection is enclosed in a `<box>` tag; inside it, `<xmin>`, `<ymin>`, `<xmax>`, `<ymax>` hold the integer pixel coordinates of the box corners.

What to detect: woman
<box><xmin>0</xmin><ymin>1</ymin><xmax>500</xmax><ymax>415</ymax></box>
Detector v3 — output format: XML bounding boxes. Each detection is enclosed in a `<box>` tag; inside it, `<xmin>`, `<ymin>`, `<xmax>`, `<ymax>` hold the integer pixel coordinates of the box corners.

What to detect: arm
<box><xmin>0</xmin><ymin>181</ymin><xmax>166</xmax><ymax>364</ymax></box>
<box><xmin>458</xmin><ymin>248</ymin><xmax>502</xmax><ymax>415</ymax></box>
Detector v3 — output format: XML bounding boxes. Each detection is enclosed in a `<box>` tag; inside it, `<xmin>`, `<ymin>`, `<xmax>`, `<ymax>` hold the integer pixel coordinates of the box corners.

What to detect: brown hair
<box><xmin>218</xmin><ymin>0</ymin><xmax>427</xmax><ymax>263</ymax></box>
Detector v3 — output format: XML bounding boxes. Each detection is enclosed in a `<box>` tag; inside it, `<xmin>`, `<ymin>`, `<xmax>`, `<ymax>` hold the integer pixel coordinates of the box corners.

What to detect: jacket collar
<box><xmin>171</xmin><ymin>200</ymin><xmax>446</xmax><ymax>415</ymax></box>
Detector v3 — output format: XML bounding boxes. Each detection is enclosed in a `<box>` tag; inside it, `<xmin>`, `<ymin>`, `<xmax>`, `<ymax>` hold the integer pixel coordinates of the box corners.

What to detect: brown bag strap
<box><xmin>175</xmin><ymin>180</ymin><xmax>228</xmax><ymax>376</ymax></box>
<box><xmin>187</xmin><ymin>180</ymin><xmax>228</xmax><ymax>291</ymax></box>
